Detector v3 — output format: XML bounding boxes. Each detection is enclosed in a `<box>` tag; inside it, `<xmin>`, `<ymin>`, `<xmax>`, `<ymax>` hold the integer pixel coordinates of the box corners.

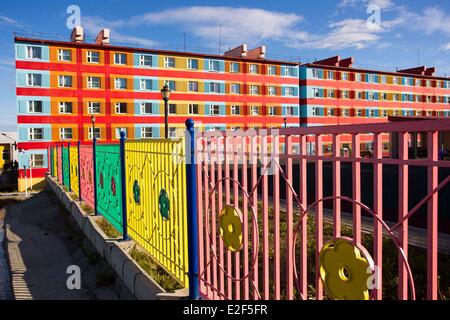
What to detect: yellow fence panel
<box><xmin>69</xmin><ymin>145</ymin><xmax>79</xmax><ymax>196</ymax></box>
<box><xmin>53</xmin><ymin>147</ymin><xmax>58</xmax><ymax>179</ymax></box>
<box><xmin>125</xmin><ymin>138</ymin><xmax>189</xmax><ymax>287</ymax></box>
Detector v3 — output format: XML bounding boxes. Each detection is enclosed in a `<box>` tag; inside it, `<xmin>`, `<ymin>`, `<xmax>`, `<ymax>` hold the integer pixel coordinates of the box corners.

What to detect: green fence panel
<box><xmin>62</xmin><ymin>146</ymin><xmax>70</xmax><ymax>188</ymax></box>
<box><xmin>95</xmin><ymin>144</ymin><xmax>123</xmax><ymax>232</ymax></box>
<box><xmin>50</xmin><ymin>147</ymin><xmax>54</xmax><ymax>176</ymax></box>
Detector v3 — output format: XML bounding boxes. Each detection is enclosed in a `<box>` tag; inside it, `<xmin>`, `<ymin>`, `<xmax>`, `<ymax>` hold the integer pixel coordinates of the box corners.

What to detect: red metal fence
<box><xmin>79</xmin><ymin>144</ymin><xmax>95</xmax><ymax>209</ymax></box>
<box><xmin>195</xmin><ymin>119</ymin><xmax>450</xmax><ymax>300</ymax></box>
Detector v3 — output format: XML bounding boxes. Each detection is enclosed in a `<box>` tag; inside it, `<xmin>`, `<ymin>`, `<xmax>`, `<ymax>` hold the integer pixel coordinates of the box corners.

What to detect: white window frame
<box><xmin>230</xmin><ymin>62</ymin><xmax>239</xmax><ymax>73</ymax></box>
<box><xmin>164</xmin><ymin>57</ymin><xmax>175</xmax><ymax>68</ymax></box>
<box><xmin>141</xmin><ymin>127</ymin><xmax>153</xmax><ymax>138</ymax></box>
<box><xmin>169</xmin><ymin>104</ymin><xmax>177</xmax><ymax>114</ymax></box>
<box><xmin>88</xmin><ymin>102</ymin><xmax>101</xmax><ymax>114</ymax></box>
<box><xmin>114</xmin><ymin>102</ymin><xmax>127</xmax><ymax>114</ymax></box>
<box><xmin>341</xmin><ymin>108</ymin><xmax>349</xmax><ymax>117</ymax></box>
<box><xmin>209</xmin><ymin>60</ymin><xmax>220</xmax><ymax>72</ymax></box>
<box><xmin>114</xmin><ymin>78</ymin><xmax>127</xmax><ymax>90</ymax></box>
<box><xmin>140</xmin><ymin>102</ymin><xmax>153</xmax><ymax>114</ymax></box>
<box><xmin>286</xmin><ymin>106</ymin><xmax>295</xmax><ymax>116</ymax></box>
<box><xmin>250</xmin><ymin>105</ymin><xmax>259</xmax><ymax>115</ymax></box>
<box><xmin>58</xmin><ymin>49</ymin><xmax>71</xmax><ymax>62</ymax></box>
<box><xmin>139</xmin><ymin>54</ymin><xmax>152</xmax><ymax>67</ymax></box>
<box><xmin>312</xmin><ymin>88</ymin><xmax>320</xmax><ymax>98</ymax></box>
<box><xmin>341</xmin><ymin>72</ymin><xmax>348</xmax><ymax>81</ymax></box>
<box><xmin>249</xmin><ymin>85</ymin><xmax>259</xmax><ymax>95</ymax></box>
<box><xmin>286</xmin><ymin>87</ymin><xmax>296</xmax><ymax>96</ymax></box>
<box><xmin>268</xmin><ymin>86</ymin><xmax>276</xmax><ymax>96</ymax></box>
<box><xmin>30</xmin><ymin>154</ymin><xmax>45</xmax><ymax>167</ymax></box>
<box><xmin>231</xmin><ymin>105</ymin><xmax>240</xmax><ymax>115</ymax></box>
<box><xmin>115</xmin><ymin>127</ymin><xmax>127</xmax><ymax>139</ymax></box>
<box><xmin>268</xmin><ymin>66</ymin><xmax>276</xmax><ymax>75</ymax></box>
<box><xmin>209</xmin><ymin>105</ymin><xmax>220</xmax><ymax>116</ymax></box>
<box><xmin>188</xmin><ymin>104</ymin><xmax>199</xmax><ymax>115</ymax></box>
<box><xmin>28</xmin><ymin>128</ymin><xmax>44</xmax><ymax>140</ymax></box>
<box><xmin>58</xmin><ymin>75</ymin><xmax>72</xmax><ymax>88</ymax></box>
<box><xmin>26</xmin><ymin>73</ymin><xmax>42</xmax><ymax>87</ymax></box>
<box><xmin>26</xmin><ymin>46</ymin><xmax>42</xmax><ymax>60</ymax></box>
<box><xmin>209</xmin><ymin>82</ymin><xmax>220</xmax><ymax>94</ymax></box>
<box><xmin>230</xmin><ymin>83</ymin><xmax>240</xmax><ymax>94</ymax></box>
<box><xmin>87</xmin><ymin>76</ymin><xmax>101</xmax><ymax>89</ymax></box>
<box><xmin>59</xmin><ymin>127</ymin><xmax>73</xmax><ymax>140</ymax></box>
<box><xmin>88</xmin><ymin>127</ymin><xmax>101</xmax><ymax>140</ymax></box>
<box><xmin>188</xmin><ymin>81</ymin><xmax>199</xmax><ymax>92</ymax></box>
<box><xmin>187</xmin><ymin>58</ymin><xmax>198</xmax><ymax>70</ymax></box>
<box><xmin>114</xmin><ymin>53</ymin><xmax>127</xmax><ymax>65</ymax></box>
<box><xmin>59</xmin><ymin>101</ymin><xmax>73</xmax><ymax>114</ymax></box>
<box><xmin>86</xmin><ymin>51</ymin><xmax>100</xmax><ymax>64</ymax></box>
<box><xmin>139</xmin><ymin>79</ymin><xmax>151</xmax><ymax>91</ymax></box>
<box><xmin>268</xmin><ymin>106</ymin><xmax>276</xmax><ymax>116</ymax></box>
<box><xmin>165</xmin><ymin>80</ymin><xmax>176</xmax><ymax>91</ymax></box>
<box><xmin>249</xmin><ymin>64</ymin><xmax>258</xmax><ymax>74</ymax></box>
<box><xmin>27</xmin><ymin>100</ymin><xmax>43</xmax><ymax>113</ymax></box>
<box><xmin>169</xmin><ymin>127</ymin><xmax>177</xmax><ymax>138</ymax></box>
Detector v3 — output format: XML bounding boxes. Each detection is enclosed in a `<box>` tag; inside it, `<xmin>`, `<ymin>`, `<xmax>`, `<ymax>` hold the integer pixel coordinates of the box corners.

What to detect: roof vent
<box><xmin>224</xmin><ymin>44</ymin><xmax>248</xmax><ymax>57</ymax></box>
<box><xmin>95</xmin><ymin>29</ymin><xmax>110</xmax><ymax>45</ymax></box>
<box><xmin>70</xmin><ymin>26</ymin><xmax>84</xmax><ymax>43</ymax></box>
<box><xmin>247</xmin><ymin>46</ymin><xmax>266</xmax><ymax>59</ymax></box>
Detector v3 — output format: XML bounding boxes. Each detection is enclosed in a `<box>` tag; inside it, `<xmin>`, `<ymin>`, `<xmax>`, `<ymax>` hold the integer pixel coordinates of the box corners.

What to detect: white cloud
<box><xmin>439</xmin><ymin>42</ymin><xmax>450</xmax><ymax>51</ymax></box>
<box><xmin>0</xmin><ymin>15</ymin><xmax>19</xmax><ymax>26</ymax></box>
<box><xmin>406</xmin><ymin>7</ymin><xmax>450</xmax><ymax>35</ymax></box>
<box><xmin>338</xmin><ymin>0</ymin><xmax>394</xmax><ymax>10</ymax></box>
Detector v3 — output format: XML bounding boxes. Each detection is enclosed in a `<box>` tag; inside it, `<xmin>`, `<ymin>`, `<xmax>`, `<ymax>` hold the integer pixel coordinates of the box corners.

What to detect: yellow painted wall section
<box><xmin>53</xmin><ymin>147</ymin><xmax>58</xmax><ymax>179</ymax></box>
<box><xmin>18</xmin><ymin>177</ymin><xmax>46</xmax><ymax>192</ymax></box>
<box><xmin>125</xmin><ymin>138</ymin><xmax>189</xmax><ymax>287</ymax></box>
<box><xmin>69</xmin><ymin>145</ymin><xmax>79</xmax><ymax>196</ymax></box>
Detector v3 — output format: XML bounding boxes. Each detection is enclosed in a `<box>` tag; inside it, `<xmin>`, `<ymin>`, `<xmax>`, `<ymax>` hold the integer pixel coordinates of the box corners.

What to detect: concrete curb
<box><xmin>45</xmin><ymin>175</ymin><xmax>188</xmax><ymax>300</ymax></box>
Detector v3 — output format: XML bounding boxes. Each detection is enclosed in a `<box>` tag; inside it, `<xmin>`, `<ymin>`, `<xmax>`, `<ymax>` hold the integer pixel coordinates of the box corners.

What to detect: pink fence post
<box><xmin>285</xmin><ymin>135</ymin><xmax>294</xmax><ymax>299</ymax></box>
<box><xmin>224</xmin><ymin>136</ymin><xmax>232</xmax><ymax>299</ymax></box>
<box><xmin>233</xmin><ymin>136</ymin><xmax>241</xmax><ymax>299</ymax></box>
<box><xmin>251</xmin><ymin>135</ymin><xmax>259</xmax><ymax>300</ymax></box>
<box><xmin>332</xmin><ymin>134</ymin><xmax>341</xmax><ymax>237</ymax></box>
<box><xmin>352</xmin><ymin>133</ymin><xmax>361</xmax><ymax>245</ymax></box>
<box><xmin>398</xmin><ymin>132</ymin><xmax>409</xmax><ymax>300</ymax></box>
<box><xmin>217</xmin><ymin>136</ymin><xmax>225</xmax><ymax>299</ymax></box>
<box><xmin>204</xmin><ymin>140</ymin><xmax>211</xmax><ymax>297</ymax></box>
<box><xmin>427</xmin><ymin>131</ymin><xmax>438</xmax><ymax>300</ymax></box>
<box><xmin>373</xmin><ymin>132</ymin><xmax>383</xmax><ymax>300</ymax></box>
<box><xmin>273</xmin><ymin>133</ymin><xmax>281</xmax><ymax>300</ymax></box>
<box><xmin>299</xmin><ymin>134</ymin><xmax>308</xmax><ymax>298</ymax></box>
<box><xmin>242</xmin><ymin>135</ymin><xmax>250</xmax><ymax>300</ymax></box>
<box><xmin>210</xmin><ymin>136</ymin><xmax>218</xmax><ymax>299</ymax></box>
<box><xmin>315</xmin><ymin>134</ymin><xmax>324</xmax><ymax>300</ymax></box>
<box><xmin>262</xmin><ymin>134</ymin><xmax>270</xmax><ymax>300</ymax></box>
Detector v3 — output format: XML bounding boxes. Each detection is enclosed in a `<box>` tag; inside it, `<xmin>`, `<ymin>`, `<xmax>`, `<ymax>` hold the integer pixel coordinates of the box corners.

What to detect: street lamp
<box><xmin>161</xmin><ymin>84</ymin><xmax>171</xmax><ymax>138</ymax></box>
<box><xmin>1</xmin><ymin>133</ymin><xmax>17</xmax><ymax>150</ymax></box>
<box><xmin>91</xmin><ymin>115</ymin><xmax>96</xmax><ymax>141</ymax></box>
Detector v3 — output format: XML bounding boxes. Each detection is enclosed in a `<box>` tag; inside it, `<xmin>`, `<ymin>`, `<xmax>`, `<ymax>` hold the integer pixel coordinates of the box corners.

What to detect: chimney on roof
<box><xmin>224</xmin><ymin>44</ymin><xmax>248</xmax><ymax>57</ymax></box>
<box><xmin>425</xmin><ymin>67</ymin><xmax>435</xmax><ymax>76</ymax></box>
<box><xmin>247</xmin><ymin>46</ymin><xmax>266</xmax><ymax>59</ymax></box>
<box><xmin>397</xmin><ymin>66</ymin><xmax>426</xmax><ymax>75</ymax></box>
<box><xmin>95</xmin><ymin>28</ymin><xmax>110</xmax><ymax>45</ymax></box>
<box><xmin>314</xmin><ymin>55</ymin><xmax>340</xmax><ymax>66</ymax></box>
<box><xmin>339</xmin><ymin>57</ymin><xmax>354</xmax><ymax>68</ymax></box>
<box><xmin>70</xmin><ymin>26</ymin><xmax>84</xmax><ymax>43</ymax></box>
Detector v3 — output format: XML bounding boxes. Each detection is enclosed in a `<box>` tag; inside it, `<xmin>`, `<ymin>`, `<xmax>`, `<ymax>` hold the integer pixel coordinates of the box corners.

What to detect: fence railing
<box><xmin>47</xmin><ymin>119</ymin><xmax>450</xmax><ymax>300</ymax></box>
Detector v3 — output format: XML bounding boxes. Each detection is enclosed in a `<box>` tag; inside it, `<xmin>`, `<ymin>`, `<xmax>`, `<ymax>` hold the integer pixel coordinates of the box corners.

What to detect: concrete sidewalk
<box><xmin>3</xmin><ymin>188</ymin><xmax>135</xmax><ymax>300</ymax></box>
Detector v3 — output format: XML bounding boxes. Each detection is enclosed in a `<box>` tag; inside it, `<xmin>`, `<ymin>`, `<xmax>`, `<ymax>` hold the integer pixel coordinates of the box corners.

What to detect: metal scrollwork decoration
<box><xmin>319</xmin><ymin>237</ymin><xmax>374</xmax><ymax>300</ymax></box>
<box><xmin>158</xmin><ymin>188</ymin><xmax>170</xmax><ymax>221</ymax></box>
<box><xmin>133</xmin><ymin>180</ymin><xmax>141</xmax><ymax>205</ymax></box>
<box><xmin>111</xmin><ymin>177</ymin><xmax>116</xmax><ymax>196</ymax></box>
<box><xmin>219</xmin><ymin>205</ymin><xmax>243</xmax><ymax>252</ymax></box>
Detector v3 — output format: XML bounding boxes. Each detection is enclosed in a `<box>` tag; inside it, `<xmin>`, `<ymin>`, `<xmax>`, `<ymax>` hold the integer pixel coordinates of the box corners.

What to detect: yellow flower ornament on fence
<box><xmin>319</xmin><ymin>237</ymin><xmax>374</xmax><ymax>300</ymax></box>
<box><xmin>219</xmin><ymin>205</ymin><xmax>243</xmax><ymax>252</ymax></box>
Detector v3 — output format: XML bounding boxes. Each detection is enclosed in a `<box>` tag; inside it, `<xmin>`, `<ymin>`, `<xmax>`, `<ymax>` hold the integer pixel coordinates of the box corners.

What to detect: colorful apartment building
<box><xmin>14</xmin><ymin>28</ymin><xmax>300</xmax><ymax>190</ymax></box>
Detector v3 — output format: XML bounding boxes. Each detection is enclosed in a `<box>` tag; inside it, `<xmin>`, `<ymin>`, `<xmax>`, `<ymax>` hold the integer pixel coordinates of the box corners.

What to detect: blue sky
<box><xmin>1</xmin><ymin>0</ymin><xmax>450</xmax><ymax>130</ymax></box>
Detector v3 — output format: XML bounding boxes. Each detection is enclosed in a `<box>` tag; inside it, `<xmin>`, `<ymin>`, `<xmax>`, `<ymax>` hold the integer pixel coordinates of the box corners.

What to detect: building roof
<box><xmin>15</xmin><ymin>37</ymin><xmax>300</xmax><ymax>66</ymax></box>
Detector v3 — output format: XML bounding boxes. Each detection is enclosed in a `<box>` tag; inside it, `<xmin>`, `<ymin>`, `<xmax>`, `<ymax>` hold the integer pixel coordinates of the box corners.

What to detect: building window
<box><xmin>209</xmin><ymin>82</ymin><xmax>221</xmax><ymax>93</ymax></box>
<box><xmin>58</xmin><ymin>75</ymin><xmax>72</xmax><ymax>88</ymax></box>
<box><xmin>356</xmin><ymin>91</ymin><xmax>362</xmax><ymax>100</ymax></box>
<box><xmin>268</xmin><ymin>86</ymin><xmax>276</xmax><ymax>96</ymax></box>
<box><xmin>114</xmin><ymin>53</ymin><xmax>127</xmax><ymax>65</ymax></box>
<box><xmin>188</xmin><ymin>81</ymin><xmax>199</xmax><ymax>92</ymax></box>
<box><xmin>342</xmin><ymin>90</ymin><xmax>350</xmax><ymax>99</ymax></box>
<box><xmin>164</xmin><ymin>57</ymin><xmax>175</xmax><ymax>68</ymax></box>
<box><xmin>268</xmin><ymin>65</ymin><xmax>276</xmax><ymax>75</ymax></box>
<box><xmin>341</xmin><ymin>72</ymin><xmax>348</xmax><ymax>81</ymax></box>
<box><xmin>87</xmin><ymin>76</ymin><xmax>101</xmax><ymax>89</ymax></box>
<box><xmin>312</xmin><ymin>69</ymin><xmax>320</xmax><ymax>79</ymax></box>
<box><xmin>115</xmin><ymin>128</ymin><xmax>127</xmax><ymax>139</ymax></box>
<box><xmin>285</xmin><ymin>87</ymin><xmax>296</xmax><ymax>96</ymax></box>
<box><xmin>381</xmin><ymin>75</ymin><xmax>387</xmax><ymax>84</ymax></box>
<box><xmin>139</xmin><ymin>55</ymin><xmax>152</xmax><ymax>67</ymax></box>
<box><xmin>165</xmin><ymin>80</ymin><xmax>176</xmax><ymax>91</ymax></box>
<box><xmin>230</xmin><ymin>83</ymin><xmax>240</xmax><ymax>94</ymax></box>
<box><xmin>88</xmin><ymin>102</ymin><xmax>101</xmax><ymax>114</ymax></box>
<box><xmin>59</xmin><ymin>128</ymin><xmax>73</xmax><ymax>140</ymax></box>
<box><xmin>355</xmin><ymin>73</ymin><xmax>361</xmax><ymax>82</ymax></box>
<box><xmin>139</xmin><ymin>79</ymin><xmax>152</xmax><ymax>91</ymax></box>
<box><xmin>369</xmin><ymin>109</ymin><xmax>376</xmax><ymax>117</ymax></box>
<box><xmin>286</xmin><ymin>106</ymin><xmax>296</xmax><ymax>116</ymax></box>
<box><xmin>26</xmin><ymin>46</ymin><xmax>42</xmax><ymax>59</ymax></box>
<box><xmin>58</xmin><ymin>49</ymin><xmax>71</xmax><ymax>62</ymax></box>
<box><xmin>115</xmin><ymin>78</ymin><xmax>127</xmax><ymax>90</ymax></box>
<box><xmin>250</xmin><ymin>106</ymin><xmax>259</xmax><ymax>115</ymax></box>
<box><xmin>188</xmin><ymin>104</ymin><xmax>199</xmax><ymax>115</ymax></box>
<box><xmin>30</xmin><ymin>154</ymin><xmax>44</xmax><ymax>167</ymax></box>
<box><xmin>28</xmin><ymin>100</ymin><xmax>42</xmax><ymax>113</ymax></box>
<box><xmin>356</xmin><ymin>109</ymin><xmax>363</xmax><ymax>117</ymax></box>
<box><xmin>381</xmin><ymin>110</ymin><xmax>388</xmax><ymax>117</ymax></box>
<box><xmin>327</xmin><ymin>90</ymin><xmax>335</xmax><ymax>98</ymax></box>
<box><xmin>169</xmin><ymin>104</ymin><xmax>177</xmax><ymax>114</ymax></box>
<box><xmin>187</xmin><ymin>58</ymin><xmax>198</xmax><ymax>70</ymax></box>
<box><xmin>367</xmin><ymin>92</ymin><xmax>374</xmax><ymax>100</ymax></box>
<box><xmin>312</xmin><ymin>107</ymin><xmax>319</xmax><ymax>116</ymax></box>
<box><xmin>88</xmin><ymin>127</ymin><xmax>101</xmax><ymax>140</ymax></box>
<box><xmin>169</xmin><ymin>128</ymin><xmax>177</xmax><ymax>138</ymax></box>
<box><xmin>327</xmin><ymin>108</ymin><xmax>334</xmax><ymax>116</ymax></box>
<box><xmin>209</xmin><ymin>105</ymin><xmax>220</xmax><ymax>115</ymax></box>
<box><xmin>393</xmin><ymin>110</ymin><xmax>399</xmax><ymax>116</ymax></box>
<box><xmin>327</xmin><ymin>71</ymin><xmax>334</xmax><ymax>79</ymax></box>
<box><xmin>312</xmin><ymin>88</ymin><xmax>320</xmax><ymax>98</ymax></box>
<box><xmin>141</xmin><ymin>127</ymin><xmax>153</xmax><ymax>138</ymax></box>
<box><xmin>59</xmin><ymin>102</ymin><xmax>73</xmax><ymax>114</ymax></box>
<box><xmin>209</xmin><ymin>60</ymin><xmax>220</xmax><ymax>72</ymax></box>
<box><xmin>86</xmin><ymin>51</ymin><xmax>100</xmax><ymax>63</ymax></box>
<box><xmin>382</xmin><ymin>92</ymin><xmax>388</xmax><ymax>100</ymax></box>
<box><xmin>26</xmin><ymin>73</ymin><xmax>42</xmax><ymax>87</ymax></box>
<box><xmin>249</xmin><ymin>64</ymin><xmax>258</xmax><ymax>74</ymax></box>
<box><xmin>341</xmin><ymin>109</ymin><xmax>349</xmax><ymax>117</ymax></box>
<box><xmin>268</xmin><ymin>106</ymin><xmax>276</xmax><ymax>116</ymax></box>
<box><xmin>284</xmin><ymin>67</ymin><xmax>296</xmax><ymax>77</ymax></box>
<box><xmin>115</xmin><ymin>102</ymin><xmax>127</xmax><ymax>114</ymax></box>
<box><xmin>231</xmin><ymin>105</ymin><xmax>240</xmax><ymax>115</ymax></box>
<box><xmin>28</xmin><ymin>128</ymin><xmax>44</xmax><ymax>140</ymax></box>
<box><xmin>140</xmin><ymin>102</ymin><xmax>153</xmax><ymax>114</ymax></box>
<box><xmin>230</xmin><ymin>62</ymin><xmax>239</xmax><ymax>73</ymax></box>
<box><xmin>249</xmin><ymin>85</ymin><xmax>259</xmax><ymax>95</ymax></box>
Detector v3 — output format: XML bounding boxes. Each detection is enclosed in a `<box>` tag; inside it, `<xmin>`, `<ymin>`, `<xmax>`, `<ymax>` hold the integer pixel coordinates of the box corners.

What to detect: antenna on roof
<box><xmin>218</xmin><ymin>24</ymin><xmax>222</xmax><ymax>55</ymax></box>
<box><xmin>183</xmin><ymin>32</ymin><xmax>186</xmax><ymax>52</ymax></box>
